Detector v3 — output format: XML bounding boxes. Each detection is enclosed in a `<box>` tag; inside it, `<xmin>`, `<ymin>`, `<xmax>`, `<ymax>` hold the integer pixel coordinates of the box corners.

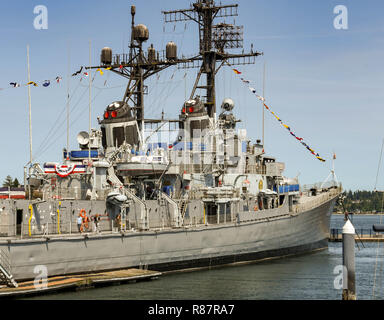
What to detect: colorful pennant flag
<box><xmin>2</xmin><ymin>64</ymin><xmax>115</xmax><ymax>91</ymax></box>
<box><xmin>226</xmin><ymin>61</ymin><xmax>326</xmax><ymax>162</ymax></box>
<box><xmin>233</xmin><ymin>69</ymin><xmax>242</xmax><ymax>75</ymax></box>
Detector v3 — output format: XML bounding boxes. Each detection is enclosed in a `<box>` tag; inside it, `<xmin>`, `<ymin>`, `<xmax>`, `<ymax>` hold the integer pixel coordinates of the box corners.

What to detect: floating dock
<box><xmin>0</xmin><ymin>268</ymin><xmax>161</xmax><ymax>298</ymax></box>
<box><xmin>329</xmin><ymin>228</ymin><xmax>384</xmax><ymax>242</ymax></box>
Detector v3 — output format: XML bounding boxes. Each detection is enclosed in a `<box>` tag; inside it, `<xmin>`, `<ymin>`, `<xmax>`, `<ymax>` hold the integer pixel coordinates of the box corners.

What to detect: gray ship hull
<box><xmin>1</xmin><ymin>196</ymin><xmax>335</xmax><ymax>281</ymax></box>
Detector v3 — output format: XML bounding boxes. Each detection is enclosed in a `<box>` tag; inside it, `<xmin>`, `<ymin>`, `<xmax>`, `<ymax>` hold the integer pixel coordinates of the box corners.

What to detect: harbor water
<box><xmin>24</xmin><ymin>214</ymin><xmax>384</xmax><ymax>300</ymax></box>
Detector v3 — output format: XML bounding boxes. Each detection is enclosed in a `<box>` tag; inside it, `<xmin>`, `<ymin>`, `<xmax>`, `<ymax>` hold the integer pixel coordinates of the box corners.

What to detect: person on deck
<box><xmin>77</xmin><ymin>214</ymin><xmax>82</xmax><ymax>233</ymax></box>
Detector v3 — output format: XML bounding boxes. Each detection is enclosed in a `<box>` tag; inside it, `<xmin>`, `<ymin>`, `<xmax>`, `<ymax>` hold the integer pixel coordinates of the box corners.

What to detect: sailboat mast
<box><xmin>88</xmin><ymin>40</ymin><xmax>92</xmax><ymax>163</ymax></box>
<box><xmin>67</xmin><ymin>42</ymin><xmax>71</xmax><ymax>156</ymax></box>
<box><xmin>27</xmin><ymin>45</ymin><xmax>33</xmax><ymax>164</ymax></box>
<box><xmin>262</xmin><ymin>62</ymin><xmax>266</xmax><ymax>149</ymax></box>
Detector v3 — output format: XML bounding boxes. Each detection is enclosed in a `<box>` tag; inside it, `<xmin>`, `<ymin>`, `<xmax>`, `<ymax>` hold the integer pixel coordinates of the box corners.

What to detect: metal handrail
<box><xmin>294</xmin><ymin>188</ymin><xmax>341</xmax><ymax>213</ymax></box>
<box><xmin>0</xmin><ymin>248</ymin><xmax>11</xmax><ymax>274</ymax></box>
<box><xmin>330</xmin><ymin>228</ymin><xmax>381</xmax><ymax>240</ymax></box>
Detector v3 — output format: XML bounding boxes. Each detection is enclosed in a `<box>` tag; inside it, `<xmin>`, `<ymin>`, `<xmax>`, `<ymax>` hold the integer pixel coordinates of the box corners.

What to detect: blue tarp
<box><xmin>64</xmin><ymin>150</ymin><xmax>99</xmax><ymax>159</ymax></box>
<box><xmin>273</xmin><ymin>184</ymin><xmax>300</xmax><ymax>193</ymax></box>
<box><xmin>162</xmin><ymin>186</ymin><xmax>174</xmax><ymax>196</ymax></box>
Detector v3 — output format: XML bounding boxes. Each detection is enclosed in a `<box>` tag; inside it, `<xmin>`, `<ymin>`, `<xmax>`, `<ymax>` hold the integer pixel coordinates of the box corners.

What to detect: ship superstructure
<box><xmin>0</xmin><ymin>0</ymin><xmax>341</xmax><ymax>285</ymax></box>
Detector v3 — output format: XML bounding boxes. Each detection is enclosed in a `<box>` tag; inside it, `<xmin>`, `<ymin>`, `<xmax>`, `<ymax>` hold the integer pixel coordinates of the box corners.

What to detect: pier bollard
<box><xmin>342</xmin><ymin>219</ymin><xmax>356</xmax><ymax>300</ymax></box>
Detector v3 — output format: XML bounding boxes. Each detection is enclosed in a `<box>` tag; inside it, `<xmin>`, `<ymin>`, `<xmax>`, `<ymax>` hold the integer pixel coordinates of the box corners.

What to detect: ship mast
<box><xmin>127</xmin><ymin>6</ymin><xmax>145</xmax><ymax>143</ymax></box>
<box><xmin>87</xmin><ymin>0</ymin><xmax>262</xmax><ymax>147</ymax></box>
<box><xmin>162</xmin><ymin>0</ymin><xmax>262</xmax><ymax>121</ymax></box>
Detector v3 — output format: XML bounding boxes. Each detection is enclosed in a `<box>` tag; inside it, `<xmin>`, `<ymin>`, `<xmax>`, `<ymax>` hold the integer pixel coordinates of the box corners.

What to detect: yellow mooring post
<box><xmin>28</xmin><ymin>204</ymin><xmax>33</xmax><ymax>236</ymax></box>
<box><xmin>57</xmin><ymin>201</ymin><xmax>61</xmax><ymax>234</ymax></box>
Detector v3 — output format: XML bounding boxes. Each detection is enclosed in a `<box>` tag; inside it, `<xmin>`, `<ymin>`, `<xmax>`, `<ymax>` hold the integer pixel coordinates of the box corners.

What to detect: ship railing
<box><xmin>0</xmin><ymin>248</ymin><xmax>11</xmax><ymax>276</ymax></box>
<box><xmin>121</xmin><ymin>188</ymin><xmax>149</xmax><ymax>231</ymax></box>
<box><xmin>160</xmin><ymin>191</ymin><xmax>182</xmax><ymax>228</ymax></box>
<box><xmin>301</xmin><ymin>181</ymin><xmax>342</xmax><ymax>192</ymax></box>
<box><xmin>112</xmin><ymin>50</ymin><xmax>170</xmax><ymax>66</ymax></box>
<box><xmin>293</xmin><ymin>187</ymin><xmax>341</xmax><ymax>213</ymax></box>
<box><xmin>329</xmin><ymin>228</ymin><xmax>383</xmax><ymax>241</ymax></box>
<box><xmin>245</xmin><ymin>164</ymin><xmax>266</xmax><ymax>175</ymax></box>
<box><xmin>17</xmin><ymin>216</ymin><xmax>126</xmax><ymax>237</ymax></box>
<box><xmin>0</xmin><ymin>247</ymin><xmax>18</xmax><ymax>287</ymax></box>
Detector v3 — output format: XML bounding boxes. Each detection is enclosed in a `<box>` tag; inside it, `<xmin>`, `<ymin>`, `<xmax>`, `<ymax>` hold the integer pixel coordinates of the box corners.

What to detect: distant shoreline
<box><xmin>333</xmin><ymin>212</ymin><xmax>384</xmax><ymax>215</ymax></box>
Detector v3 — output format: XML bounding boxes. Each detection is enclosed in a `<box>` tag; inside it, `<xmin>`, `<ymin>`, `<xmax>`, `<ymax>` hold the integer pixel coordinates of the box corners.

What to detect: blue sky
<box><xmin>0</xmin><ymin>0</ymin><xmax>383</xmax><ymax>191</ymax></box>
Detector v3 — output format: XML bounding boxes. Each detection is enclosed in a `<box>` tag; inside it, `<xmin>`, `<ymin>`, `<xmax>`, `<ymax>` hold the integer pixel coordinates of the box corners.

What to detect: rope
<box><xmin>32</xmin><ymin>84</ymin><xmax>89</xmax><ymax>160</ymax></box>
<box><xmin>374</xmin><ymin>138</ymin><xmax>384</xmax><ymax>191</ymax></box>
<box><xmin>372</xmin><ymin>139</ymin><xmax>384</xmax><ymax>299</ymax></box>
<box><xmin>33</xmin><ymin>71</ymin><xmax>103</xmax><ymax>160</ymax></box>
<box><xmin>35</xmin><ymin>87</ymin><xmax>103</xmax><ymax>159</ymax></box>
<box><xmin>372</xmin><ymin>191</ymin><xmax>384</xmax><ymax>299</ymax></box>
<box><xmin>32</xmin><ymin>77</ymin><xmax>85</xmax><ymax>161</ymax></box>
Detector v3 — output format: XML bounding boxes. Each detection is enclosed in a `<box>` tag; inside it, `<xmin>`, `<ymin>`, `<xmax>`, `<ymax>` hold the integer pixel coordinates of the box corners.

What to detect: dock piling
<box><xmin>342</xmin><ymin>219</ymin><xmax>356</xmax><ymax>300</ymax></box>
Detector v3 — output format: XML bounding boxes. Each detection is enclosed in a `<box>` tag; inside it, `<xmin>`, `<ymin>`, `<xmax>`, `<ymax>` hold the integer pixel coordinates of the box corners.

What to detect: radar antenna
<box><xmin>86</xmin><ymin>0</ymin><xmax>263</xmax><ymax>148</ymax></box>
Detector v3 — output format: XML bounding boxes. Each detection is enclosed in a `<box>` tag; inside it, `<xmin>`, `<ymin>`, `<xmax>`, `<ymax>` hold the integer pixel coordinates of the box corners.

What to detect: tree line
<box><xmin>341</xmin><ymin>190</ymin><xmax>384</xmax><ymax>213</ymax></box>
<box><xmin>2</xmin><ymin>175</ymin><xmax>21</xmax><ymax>188</ymax></box>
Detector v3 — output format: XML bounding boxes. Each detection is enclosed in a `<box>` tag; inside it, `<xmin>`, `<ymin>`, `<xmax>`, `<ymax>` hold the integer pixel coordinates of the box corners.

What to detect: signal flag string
<box><xmin>1</xmin><ymin>65</ymin><xmax>114</xmax><ymax>91</ymax></box>
<box><xmin>226</xmin><ymin>61</ymin><xmax>326</xmax><ymax>162</ymax></box>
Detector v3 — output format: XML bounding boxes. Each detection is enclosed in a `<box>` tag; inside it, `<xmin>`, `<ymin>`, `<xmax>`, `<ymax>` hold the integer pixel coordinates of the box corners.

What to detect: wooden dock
<box><xmin>329</xmin><ymin>228</ymin><xmax>384</xmax><ymax>242</ymax></box>
<box><xmin>0</xmin><ymin>268</ymin><xmax>161</xmax><ymax>298</ymax></box>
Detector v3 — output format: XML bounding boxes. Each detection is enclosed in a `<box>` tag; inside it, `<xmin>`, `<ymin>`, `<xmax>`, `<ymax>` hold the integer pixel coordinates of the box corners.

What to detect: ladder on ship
<box><xmin>179</xmin><ymin>190</ymin><xmax>191</xmax><ymax>225</ymax></box>
<box><xmin>0</xmin><ymin>248</ymin><xmax>18</xmax><ymax>288</ymax></box>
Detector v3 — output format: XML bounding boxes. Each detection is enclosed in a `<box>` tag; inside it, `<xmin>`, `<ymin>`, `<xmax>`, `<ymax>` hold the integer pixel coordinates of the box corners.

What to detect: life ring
<box><xmin>80</xmin><ymin>216</ymin><xmax>89</xmax><ymax>232</ymax></box>
<box><xmin>79</xmin><ymin>209</ymin><xmax>86</xmax><ymax>218</ymax></box>
<box><xmin>79</xmin><ymin>209</ymin><xmax>88</xmax><ymax>232</ymax></box>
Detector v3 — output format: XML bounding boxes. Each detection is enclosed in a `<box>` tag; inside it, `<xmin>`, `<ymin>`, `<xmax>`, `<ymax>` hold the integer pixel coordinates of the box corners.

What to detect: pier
<box><xmin>329</xmin><ymin>228</ymin><xmax>384</xmax><ymax>242</ymax></box>
<box><xmin>0</xmin><ymin>268</ymin><xmax>161</xmax><ymax>298</ymax></box>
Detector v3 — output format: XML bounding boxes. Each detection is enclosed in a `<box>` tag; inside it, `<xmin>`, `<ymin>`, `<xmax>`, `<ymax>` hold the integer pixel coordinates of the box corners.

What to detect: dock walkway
<box><xmin>329</xmin><ymin>228</ymin><xmax>384</xmax><ymax>242</ymax></box>
<box><xmin>0</xmin><ymin>268</ymin><xmax>161</xmax><ymax>298</ymax></box>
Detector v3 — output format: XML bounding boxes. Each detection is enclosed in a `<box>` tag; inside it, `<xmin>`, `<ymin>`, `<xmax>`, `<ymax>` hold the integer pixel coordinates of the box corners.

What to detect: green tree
<box><xmin>2</xmin><ymin>175</ymin><xmax>13</xmax><ymax>187</ymax></box>
<box><xmin>12</xmin><ymin>178</ymin><xmax>20</xmax><ymax>187</ymax></box>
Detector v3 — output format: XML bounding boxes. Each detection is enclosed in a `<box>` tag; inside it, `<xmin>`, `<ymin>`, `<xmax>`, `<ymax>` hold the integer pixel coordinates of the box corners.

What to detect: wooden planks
<box><xmin>0</xmin><ymin>268</ymin><xmax>161</xmax><ymax>298</ymax></box>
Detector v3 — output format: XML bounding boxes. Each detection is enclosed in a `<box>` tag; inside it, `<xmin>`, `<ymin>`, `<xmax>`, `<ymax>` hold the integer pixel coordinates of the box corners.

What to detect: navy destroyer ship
<box><xmin>0</xmin><ymin>0</ymin><xmax>341</xmax><ymax>286</ymax></box>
